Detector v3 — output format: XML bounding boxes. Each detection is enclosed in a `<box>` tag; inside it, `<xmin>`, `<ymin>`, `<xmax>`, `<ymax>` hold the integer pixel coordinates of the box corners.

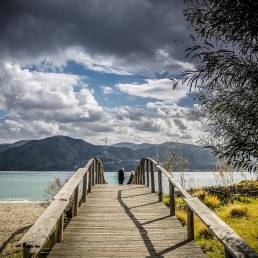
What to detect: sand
<box><xmin>0</xmin><ymin>203</ymin><xmax>46</xmax><ymax>257</ymax></box>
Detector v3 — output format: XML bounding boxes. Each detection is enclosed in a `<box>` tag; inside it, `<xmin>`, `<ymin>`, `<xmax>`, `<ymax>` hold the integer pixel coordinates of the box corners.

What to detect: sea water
<box><xmin>0</xmin><ymin>171</ymin><xmax>256</xmax><ymax>202</ymax></box>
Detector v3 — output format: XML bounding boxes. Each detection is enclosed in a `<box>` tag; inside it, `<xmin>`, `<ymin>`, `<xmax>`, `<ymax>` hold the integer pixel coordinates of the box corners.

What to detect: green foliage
<box><xmin>184</xmin><ymin>0</ymin><xmax>258</xmax><ymax>172</ymax></box>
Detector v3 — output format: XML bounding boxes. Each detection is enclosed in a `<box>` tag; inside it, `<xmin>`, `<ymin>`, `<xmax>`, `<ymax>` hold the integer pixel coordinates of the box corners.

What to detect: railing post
<box><xmin>146</xmin><ymin>160</ymin><xmax>149</xmax><ymax>187</ymax></box>
<box><xmin>158</xmin><ymin>168</ymin><xmax>163</xmax><ymax>202</ymax></box>
<box><xmin>139</xmin><ymin>162</ymin><xmax>142</xmax><ymax>184</ymax></box>
<box><xmin>142</xmin><ymin>160</ymin><xmax>146</xmax><ymax>185</ymax></box>
<box><xmin>88</xmin><ymin>166</ymin><xmax>92</xmax><ymax>193</ymax></box>
<box><xmin>73</xmin><ymin>186</ymin><xmax>79</xmax><ymax>216</ymax></box>
<box><xmin>136</xmin><ymin>167</ymin><xmax>139</xmax><ymax>184</ymax></box>
<box><xmin>224</xmin><ymin>248</ymin><xmax>234</xmax><ymax>258</ymax></box>
<box><xmin>23</xmin><ymin>245</ymin><xmax>32</xmax><ymax>258</ymax></box>
<box><xmin>92</xmin><ymin>160</ymin><xmax>95</xmax><ymax>186</ymax></box>
<box><xmin>100</xmin><ymin>163</ymin><xmax>102</xmax><ymax>183</ymax></box>
<box><xmin>169</xmin><ymin>180</ymin><xmax>176</xmax><ymax>216</ymax></box>
<box><xmin>98</xmin><ymin>161</ymin><xmax>100</xmax><ymax>183</ymax></box>
<box><xmin>82</xmin><ymin>172</ymin><xmax>88</xmax><ymax>202</ymax></box>
<box><xmin>150</xmin><ymin>162</ymin><xmax>155</xmax><ymax>193</ymax></box>
<box><xmin>187</xmin><ymin>207</ymin><xmax>194</xmax><ymax>241</ymax></box>
<box><xmin>95</xmin><ymin>159</ymin><xmax>98</xmax><ymax>185</ymax></box>
<box><xmin>55</xmin><ymin>212</ymin><xmax>64</xmax><ymax>243</ymax></box>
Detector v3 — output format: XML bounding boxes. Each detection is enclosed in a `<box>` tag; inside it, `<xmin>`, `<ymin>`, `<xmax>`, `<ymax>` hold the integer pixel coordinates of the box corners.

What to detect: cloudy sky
<box><xmin>0</xmin><ymin>0</ymin><xmax>207</xmax><ymax>145</ymax></box>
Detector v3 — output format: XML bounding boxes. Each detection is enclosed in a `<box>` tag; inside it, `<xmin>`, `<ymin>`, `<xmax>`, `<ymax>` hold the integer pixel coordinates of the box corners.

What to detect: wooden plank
<box><xmin>48</xmin><ymin>185</ymin><xmax>205</xmax><ymax>258</ymax></box>
<box><xmin>18</xmin><ymin>200</ymin><xmax>68</xmax><ymax>250</ymax></box>
<box><xmin>17</xmin><ymin>158</ymin><xmax>105</xmax><ymax>257</ymax></box>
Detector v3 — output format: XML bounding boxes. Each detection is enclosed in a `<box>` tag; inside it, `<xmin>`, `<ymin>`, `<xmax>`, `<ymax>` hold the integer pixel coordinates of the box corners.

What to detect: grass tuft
<box><xmin>228</xmin><ymin>204</ymin><xmax>249</xmax><ymax>218</ymax></box>
<box><xmin>203</xmin><ymin>194</ymin><xmax>220</xmax><ymax>209</ymax></box>
<box><xmin>176</xmin><ymin>210</ymin><xmax>187</xmax><ymax>226</ymax></box>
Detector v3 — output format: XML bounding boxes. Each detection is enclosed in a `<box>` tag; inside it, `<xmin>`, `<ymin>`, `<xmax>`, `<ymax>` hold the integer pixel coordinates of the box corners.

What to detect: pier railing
<box><xmin>130</xmin><ymin>157</ymin><xmax>258</xmax><ymax>258</ymax></box>
<box><xmin>18</xmin><ymin>157</ymin><xmax>106</xmax><ymax>258</ymax></box>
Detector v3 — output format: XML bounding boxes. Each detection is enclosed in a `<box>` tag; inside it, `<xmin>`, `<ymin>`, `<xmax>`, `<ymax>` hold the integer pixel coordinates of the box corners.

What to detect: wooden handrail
<box><xmin>130</xmin><ymin>157</ymin><xmax>258</xmax><ymax>258</ymax></box>
<box><xmin>17</xmin><ymin>157</ymin><xmax>106</xmax><ymax>258</ymax></box>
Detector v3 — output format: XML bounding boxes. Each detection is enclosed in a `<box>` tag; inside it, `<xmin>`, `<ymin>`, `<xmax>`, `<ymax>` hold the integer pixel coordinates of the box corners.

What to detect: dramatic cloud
<box><xmin>0</xmin><ymin>62</ymin><xmax>103</xmax><ymax>142</ymax></box>
<box><xmin>0</xmin><ymin>1</ymin><xmax>207</xmax><ymax>145</ymax></box>
<box><xmin>0</xmin><ymin>0</ymin><xmax>193</xmax><ymax>74</ymax></box>
<box><xmin>117</xmin><ymin>78</ymin><xmax>190</xmax><ymax>102</ymax></box>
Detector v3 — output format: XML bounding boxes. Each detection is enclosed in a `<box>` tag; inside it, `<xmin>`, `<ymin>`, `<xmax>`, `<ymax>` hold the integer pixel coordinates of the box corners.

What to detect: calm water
<box><xmin>0</xmin><ymin>171</ymin><xmax>256</xmax><ymax>202</ymax></box>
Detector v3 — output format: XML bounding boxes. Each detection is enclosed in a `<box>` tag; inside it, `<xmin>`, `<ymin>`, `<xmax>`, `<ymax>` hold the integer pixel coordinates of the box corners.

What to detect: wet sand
<box><xmin>0</xmin><ymin>203</ymin><xmax>46</xmax><ymax>257</ymax></box>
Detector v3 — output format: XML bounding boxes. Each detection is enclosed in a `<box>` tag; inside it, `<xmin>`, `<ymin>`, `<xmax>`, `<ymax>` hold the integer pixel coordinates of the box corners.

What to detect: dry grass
<box><xmin>192</xmin><ymin>189</ymin><xmax>207</xmax><ymax>201</ymax></box>
<box><xmin>203</xmin><ymin>194</ymin><xmax>221</xmax><ymax>209</ymax></box>
<box><xmin>228</xmin><ymin>204</ymin><xmax>249</xmax><ymax>218</ymax></box>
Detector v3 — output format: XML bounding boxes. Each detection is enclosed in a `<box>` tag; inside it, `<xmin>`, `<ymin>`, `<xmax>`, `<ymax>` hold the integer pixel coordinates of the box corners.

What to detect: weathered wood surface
<box><xmin>18</xmin><ymin>157</ymin><xmax>105</xmax><ymax>257</ymax></box>
<box><xmin>48</xmin><ymin>185</ymin><xmax>205</xmax><ymax>258</ymax></box>
<box><xmin>143</xmin><ymin>157</ymin><xmax>258</xmax><ymax>258</ymax></box>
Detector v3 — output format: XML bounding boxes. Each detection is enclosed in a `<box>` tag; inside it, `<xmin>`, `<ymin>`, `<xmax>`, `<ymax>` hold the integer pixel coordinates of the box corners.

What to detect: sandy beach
<box><xmin>0</xmin><ymin>203</ymin><xmax>46</xmax><ymax>257</ymax></box>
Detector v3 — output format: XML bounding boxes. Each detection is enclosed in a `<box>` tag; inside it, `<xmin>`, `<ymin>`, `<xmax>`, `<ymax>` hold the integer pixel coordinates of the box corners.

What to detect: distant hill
<box><xmin>0</xmin><ymin>136</ymin><xmax>217</xmax><ymax>171</ymax></box>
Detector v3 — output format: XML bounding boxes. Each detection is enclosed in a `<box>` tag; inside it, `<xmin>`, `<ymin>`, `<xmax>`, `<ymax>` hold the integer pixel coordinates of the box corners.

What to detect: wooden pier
<box><xmin>18</xmin><ymin>157</ymin><xmax>258</xmax><ymax>258</ymax></box>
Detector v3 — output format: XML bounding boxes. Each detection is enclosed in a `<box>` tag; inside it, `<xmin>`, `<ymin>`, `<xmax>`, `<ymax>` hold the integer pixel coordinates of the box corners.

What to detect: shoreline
<box><xmin>0</xmin><ymin>200</ymin><xmax>45</xmax><ymax>203</ymax></box>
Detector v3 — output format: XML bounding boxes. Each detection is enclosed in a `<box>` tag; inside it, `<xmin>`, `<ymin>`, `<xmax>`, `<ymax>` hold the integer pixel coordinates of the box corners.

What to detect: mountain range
<box><xmin>0</xmin><ymin>135</ymin><xmax>217</xmax><ymax>171</ymax></box>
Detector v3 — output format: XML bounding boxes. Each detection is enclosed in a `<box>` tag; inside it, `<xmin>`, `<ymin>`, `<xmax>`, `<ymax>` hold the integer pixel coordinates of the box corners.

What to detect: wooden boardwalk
<box><xmin>48</xmin><ymin>185</ymin><xmax>205</xmax><ymax>258</ymax></box>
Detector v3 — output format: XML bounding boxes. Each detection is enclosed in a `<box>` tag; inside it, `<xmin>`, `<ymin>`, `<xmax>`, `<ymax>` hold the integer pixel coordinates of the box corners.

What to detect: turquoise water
<box><xmin>0</xmin><ymin>171</ymin><xmax>256</xmax><ymax>202</ymax></box>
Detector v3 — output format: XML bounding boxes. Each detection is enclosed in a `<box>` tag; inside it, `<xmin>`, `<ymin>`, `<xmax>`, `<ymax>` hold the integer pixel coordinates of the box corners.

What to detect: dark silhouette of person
<box><xmin>118</xmin><ymin>167</ymin><xmax>125</xmax><ymax>184</ymax></box>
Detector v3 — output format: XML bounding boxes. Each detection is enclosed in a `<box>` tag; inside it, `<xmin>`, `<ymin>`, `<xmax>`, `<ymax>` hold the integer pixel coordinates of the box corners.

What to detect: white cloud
<box><xmin>101</xmin><ymin>86</ymin><xmax>114</xmax><ymax>95</ymax></box>
<box><xmin>0</xmin><ymin>62</ymin><xmax>206</xmax><ymax>145</ymax></box>
<box><xmin>116</xmin><ymin>78</ymin><xmax>190</xmax><ymax>102</ymax></box>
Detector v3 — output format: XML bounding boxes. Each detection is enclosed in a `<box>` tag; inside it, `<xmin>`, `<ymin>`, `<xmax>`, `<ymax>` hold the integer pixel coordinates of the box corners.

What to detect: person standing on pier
<box><xmin>118</xmin><ymin>167</ymin><xmax>125</xmax><ymax>184</ymax></box>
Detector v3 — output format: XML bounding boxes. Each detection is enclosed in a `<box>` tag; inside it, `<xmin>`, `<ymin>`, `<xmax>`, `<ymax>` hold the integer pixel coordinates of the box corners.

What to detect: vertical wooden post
<box><xmin>150</xmin><ymin>162</ymin><xmax>155</xmax><ymax>193</ymax></box>
<box><xmin>101</xmin><ymin>164</ymin><xmax>105</xmax><ymax>184</ymax></box>
<box><xmin>139</xmin><ymin>163</ymin><xmax>142</xmax><ymax>184</ymax></box>
<box><xmin>73</xmin><ymin>186</ymin><xmax>79</xmax><ymax>216</ymax></box>
<box><xmin>146</xmin><ymin>160</ymin><xmax>149</xmax><ymax>187</ymax></box>
<box><xmin>92</xmin><ymin>161</ymin><xmax>95</xmax><ymax>186</ymax></box>
<box><xmin>23</xmin><ymin>245</ymin><xmax>31</xmax><ymax>258</ymax></box>
<box><xmin>224</xmin><ymin>248</ymin><xmax>234</xmax><ymax>258</ymax></box>
<box><xmin>88</xmin><ymin>166</ymin><xmax>92</xmax><ymax>193</ymax></box>
<box><xmin>99</xmin><ymin>163</ymin><xmax>101</xmax><ymax>184</ymax></box>
<box><xmin>142</xmin><ymin>160</ymin><xmax>146</xmax><ymax>185</ymax></box>
<box><xmin>158</xmin><ymin>169</ymin><xmax>162</xmax><ymax>202</ymax></box>
<box><xmin>95</xmin><ymin>160</ymin><xmax>98</xmax><ymax>185</ymax></box>
<box><xmin>187</xmin><ymin>207</ymin><xmax>194</xmax><ymax>241</ymax></box>
<box><xmin>136</xmin><ymin>168</ymin><xmax>139</xmax><ymax>184</ymax></box>
<box><xmin>98</xmin><ymin>163</ymin><xmax>100</xmax><ymax>184</ymax></box>
<box><xmin>55</xmin><ymin>212</ymin><xmax>64</xmax><ymax>243</ymax></box>
<box><xmin>82</xmin><ymin>172</ymin><xmax>88</xmax><ymax>202</ymax></box>
<box><xmin>169</xmin><ymin>180</ymin><xmax>176</xmax><ymax>216</ymax></box>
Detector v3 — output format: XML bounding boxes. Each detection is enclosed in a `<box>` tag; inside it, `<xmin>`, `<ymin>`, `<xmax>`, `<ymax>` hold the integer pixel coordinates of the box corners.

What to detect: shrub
<box><xmin>176</xmin><ymin>197</ymin><xmax>186</xmax><ymax>209</ymax></box>
<box><xmin>176</xmin><ymin>210</ymin><xmax>187</xmax><ymax>226</ymax></box>
<box><xmin>204</xmin><ymin>195</ymin><xmax>220</xmax><ymax>209</ymax></box>
<box><xmin>163</xmin><ymin>195</ymin><xmax>170</xmax><ymax>207</ymax></box>
<box><xmin>228</xmin><ymin>205</ymin><xmax>249</xmax><ymax>218</ymax></box>
<box><xmin>197</xmin><ymin>224</ymin><xmax>213</xmax><ymax>239</ymax></box>
<box><xmin>193</xmin><ymin>189</ymin><xmax>207</xmax><ymax>201</ymax></box>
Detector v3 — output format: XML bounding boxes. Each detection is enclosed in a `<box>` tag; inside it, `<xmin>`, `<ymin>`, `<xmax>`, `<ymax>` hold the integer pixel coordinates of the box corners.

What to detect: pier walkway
<box><xmin>18</xmin><ymin>157</ymin><xmax>258</xmax><ymax>258</ymax></box>
<box><xmin>48</xmin><ymin>184</ymin><xmax>205</xmax><ymax>258</ymax></box>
